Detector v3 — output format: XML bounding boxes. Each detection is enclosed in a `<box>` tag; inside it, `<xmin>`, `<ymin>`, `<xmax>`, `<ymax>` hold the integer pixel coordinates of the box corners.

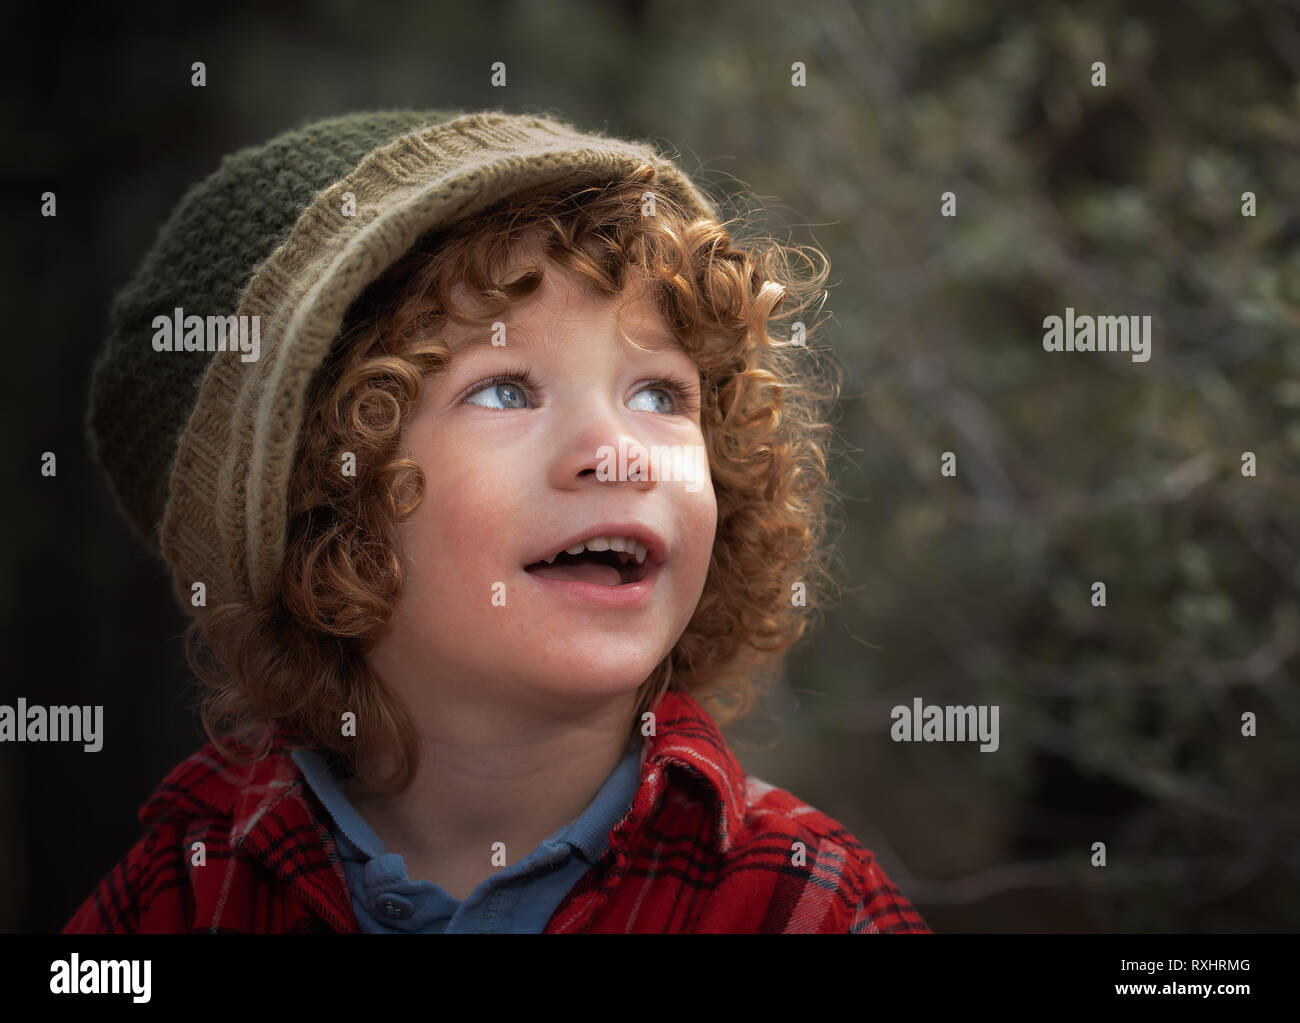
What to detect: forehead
<box><xmin>441</xmin><ymin>258</ymin><xmax>684</xmax><ymax>361</ymax></box>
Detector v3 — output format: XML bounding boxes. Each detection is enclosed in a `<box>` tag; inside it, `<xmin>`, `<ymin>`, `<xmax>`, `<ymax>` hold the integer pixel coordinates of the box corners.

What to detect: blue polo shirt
<box><xmin>290</xmin><ymin>740</ymin><xmax>641</xmax><ymax>933</ymax></box>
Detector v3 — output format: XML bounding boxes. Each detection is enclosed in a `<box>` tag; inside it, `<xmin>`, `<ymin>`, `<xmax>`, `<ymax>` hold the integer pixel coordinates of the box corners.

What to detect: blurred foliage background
<box><xmin>2</xmin><ymin>0</ymin><xmax>1296</xmax><ymax>932</ymax></box>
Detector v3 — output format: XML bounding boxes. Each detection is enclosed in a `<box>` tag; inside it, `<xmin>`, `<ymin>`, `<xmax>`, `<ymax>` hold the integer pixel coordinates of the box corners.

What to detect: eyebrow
<box><xmin>444</xmin><ymin>325</ymin><xmax>683</xmax><ymax>361</ymax></box>
<box><xmin>444</xmin><ymin>327</ymin><xmax>542</xmax><ymax>360</ymax></box>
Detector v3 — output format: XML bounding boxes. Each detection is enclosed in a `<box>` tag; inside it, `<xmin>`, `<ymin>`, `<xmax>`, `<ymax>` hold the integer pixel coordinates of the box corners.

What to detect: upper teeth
<box><xmin>544</xmin><ymin>536</ymin><xmax>648</xmax><ymax>565</ymax></box>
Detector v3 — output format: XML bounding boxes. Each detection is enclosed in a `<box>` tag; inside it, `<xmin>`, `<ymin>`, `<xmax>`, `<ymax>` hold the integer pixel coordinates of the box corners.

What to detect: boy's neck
<box><xmin>344</xmin><ymin>693</ymin><xmax>641</xmax><ymax>894</ymax></box>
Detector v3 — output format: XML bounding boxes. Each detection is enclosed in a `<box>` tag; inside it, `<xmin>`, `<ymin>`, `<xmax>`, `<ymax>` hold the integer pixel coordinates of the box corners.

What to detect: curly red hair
<box><xmin>185</xmin><ymin>163</ymin><xmax>843</xmax><ymax>796</ymax></box>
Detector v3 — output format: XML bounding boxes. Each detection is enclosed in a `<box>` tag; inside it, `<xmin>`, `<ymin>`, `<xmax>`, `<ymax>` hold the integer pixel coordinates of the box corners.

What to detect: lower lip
<box><xmin>524</xmin><ymin>561</ymin><xmax>661</xmax><ymax>608</ymax></box>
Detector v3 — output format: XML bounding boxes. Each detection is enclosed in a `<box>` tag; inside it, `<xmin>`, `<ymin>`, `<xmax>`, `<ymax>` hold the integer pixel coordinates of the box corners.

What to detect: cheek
<box><xmin>682</xmin><ymin>485</ymin><xmax>719</xmax><ymax>578</ymax></box>
<box><xmin>396</xmin><ymin>455</ymin><xmax>509</xmax><ymax>591</ymax></box>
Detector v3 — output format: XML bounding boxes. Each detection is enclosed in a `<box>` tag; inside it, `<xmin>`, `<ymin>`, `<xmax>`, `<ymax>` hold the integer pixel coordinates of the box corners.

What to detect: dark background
<box><xmin>3</xmin><ymin>0</ymin><xmax>1298</xmax><ymax>932</ymax></box>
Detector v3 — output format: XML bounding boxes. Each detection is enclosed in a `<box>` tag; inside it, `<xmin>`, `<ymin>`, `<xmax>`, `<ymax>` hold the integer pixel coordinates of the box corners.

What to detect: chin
<box><xmin>521</xmin><ymin>651</ymin><xmax>664</xmax><ymax>696</ymax></box>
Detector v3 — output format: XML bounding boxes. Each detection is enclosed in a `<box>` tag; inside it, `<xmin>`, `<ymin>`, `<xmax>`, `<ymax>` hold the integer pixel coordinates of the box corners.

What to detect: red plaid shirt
<box><xmin>63</xmin><ymin>690</ymin><xmax>929</xmax><ymax>933</ymax></box>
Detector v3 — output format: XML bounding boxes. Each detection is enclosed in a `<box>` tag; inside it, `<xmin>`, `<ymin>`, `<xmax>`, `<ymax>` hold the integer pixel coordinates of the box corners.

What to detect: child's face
<box><xmin>367</xmin><ymin>245</ymin><xmax>718</xmax><ymax>721</ymax></box>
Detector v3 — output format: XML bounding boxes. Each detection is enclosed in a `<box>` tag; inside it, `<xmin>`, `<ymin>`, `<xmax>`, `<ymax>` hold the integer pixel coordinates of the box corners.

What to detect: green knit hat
<box><xmin>86</xmin><ymin>108</ymin><xmax>722</xmax><ymax>615</ymax></box>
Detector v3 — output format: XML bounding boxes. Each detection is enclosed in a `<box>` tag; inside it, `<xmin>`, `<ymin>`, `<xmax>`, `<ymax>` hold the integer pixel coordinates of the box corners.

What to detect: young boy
<box><xmin>67</xmin><ymin>108</ymin><xmax>929</xmax><ymax>933</ymax></box>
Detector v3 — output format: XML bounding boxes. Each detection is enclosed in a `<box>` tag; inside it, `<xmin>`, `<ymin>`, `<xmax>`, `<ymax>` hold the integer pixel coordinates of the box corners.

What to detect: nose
<box><xmin>549</xmin><ymin>394</ymin><xmax>657</xmax><ymax>492</ymax></box>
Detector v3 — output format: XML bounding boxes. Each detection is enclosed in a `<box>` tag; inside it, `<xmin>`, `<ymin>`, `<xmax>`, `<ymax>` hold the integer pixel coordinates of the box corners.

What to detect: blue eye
<box><xmin>627</xmin><ymin>384</ymin><xmax>680</xmax><ymax>414</ymax></box>
<box><xmin>464</xmin><ymin>378</ymin><xmax>530</xmax><ymax>409</ymax></box>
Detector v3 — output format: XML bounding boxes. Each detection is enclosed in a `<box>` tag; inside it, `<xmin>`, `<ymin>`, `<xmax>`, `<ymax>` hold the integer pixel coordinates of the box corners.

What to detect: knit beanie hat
<box><xmin>86</xmin><ymin>108</ymin><xmax>722</xmax><ymax>616</ymax></box>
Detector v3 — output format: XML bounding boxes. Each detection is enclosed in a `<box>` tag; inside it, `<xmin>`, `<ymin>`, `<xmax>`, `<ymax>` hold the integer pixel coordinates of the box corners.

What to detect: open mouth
<box><xmin>524</xmin><ymin>547</ymin><xmax>648</xmax><ymax>587</ymax></box>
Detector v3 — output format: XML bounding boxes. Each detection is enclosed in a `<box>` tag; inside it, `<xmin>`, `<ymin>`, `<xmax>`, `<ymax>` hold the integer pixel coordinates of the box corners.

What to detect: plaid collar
<box><xmin>138</xmin><ymin>688</ymin><xmax>749</xmax><ymax>929</ymax></box>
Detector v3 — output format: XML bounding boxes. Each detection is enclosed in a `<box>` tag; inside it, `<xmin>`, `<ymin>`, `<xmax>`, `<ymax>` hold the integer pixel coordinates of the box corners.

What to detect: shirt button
<box><xmin>379</xmin><ymin>894</ymin><xmax>413</xmax><ymax>919</ymax></box>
